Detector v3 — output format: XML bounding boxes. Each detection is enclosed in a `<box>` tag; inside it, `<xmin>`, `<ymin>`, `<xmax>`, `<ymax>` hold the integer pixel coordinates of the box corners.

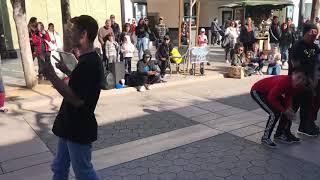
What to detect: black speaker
<box><xmin>109</xmin><ymin>62</ymin><xmax>125</xmax><ymax>85</ymax></box>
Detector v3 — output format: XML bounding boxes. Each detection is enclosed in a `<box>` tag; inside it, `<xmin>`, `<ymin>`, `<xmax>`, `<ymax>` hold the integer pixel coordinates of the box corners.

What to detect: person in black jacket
<box><xmin>156</xmin><ymin>35</ymin><xmax>173</xmax><ymax>78</ymax></box>
<box><xmin>136</xmin><ymin>50</ymin><xmax>160</xmax><ymax>91</ymax></box>
<box><xmin>280</xmin><ymin>23</ymin><xmax>295</xmax><ymax>66</ymax></box>
<box><xmin>136</xmin><ymin>19</ymin><xmax>151</xmax><ymax>60</ymax></box>
<box><xmin>110</xmin><ymin>14</ymin><xmax>121</xmax><ymax>42</ymax></box>
<box><xmin>239</xmin><ymin>17</ymin><xmax>256</xmax><ymax>52</ymax></box>
<box><xmin>289</xmin><ymin>23</ymin><xmax>320</xmax><ymax>136</ymax></box>
<box><xmin>269</xmin><ymin>16</ymin><xmax>281</xmax><ymax>49</ymax></box>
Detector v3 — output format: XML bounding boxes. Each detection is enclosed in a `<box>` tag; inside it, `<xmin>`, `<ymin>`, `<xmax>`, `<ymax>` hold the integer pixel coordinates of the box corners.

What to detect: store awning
<box><xmin>219</xmin><ymin>0</ymin><xmax>294</xmax><ymax>8</ymax></box>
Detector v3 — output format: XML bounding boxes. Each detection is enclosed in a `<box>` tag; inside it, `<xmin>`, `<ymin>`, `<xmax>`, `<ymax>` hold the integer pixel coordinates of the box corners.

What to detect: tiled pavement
<box><xmin>98</xmin><ymin>133</ymin><xmax>320</xmax><ymax>180</ymax></box>
<box><xmin>2</xmin><ymin>47</ymin><xmax>320</xmax><ymax>179</ymax></box>
<box><xmin>40</xmin><ymin>110</ymin><xmax>198</xmax><ymax>154</ymax></box>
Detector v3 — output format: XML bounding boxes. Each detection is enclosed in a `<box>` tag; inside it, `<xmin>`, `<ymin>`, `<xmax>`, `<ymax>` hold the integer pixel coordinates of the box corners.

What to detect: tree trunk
<box><xmin>10</xmin><ymin>0</ymin><xmax>37</xmax><ymax>88</ymax></box>
<box><xmin>311</xmin><ymin>0</ymin><xmax>319</xmax><ymax>22</ymax></box>
<box><xmin>61</xmin><ymin>0</ymin><xmax>72</xmax><ymax>52</ymax></box>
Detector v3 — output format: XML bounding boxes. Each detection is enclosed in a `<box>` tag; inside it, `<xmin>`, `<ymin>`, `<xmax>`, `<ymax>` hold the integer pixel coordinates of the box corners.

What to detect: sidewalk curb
<box><xmin>7</xmin><ymin>73</ymin><xmax>225</xmax><ymax>110</ymax></box>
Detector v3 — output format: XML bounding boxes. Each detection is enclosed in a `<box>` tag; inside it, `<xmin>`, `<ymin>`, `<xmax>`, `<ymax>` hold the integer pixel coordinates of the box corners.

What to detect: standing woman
<box><xmin>240</xmin><ymin>17</ymin><xmax>256</xmax><ymax>52</ymax></box>
<box><xmin>47</xmin><ymin>23</ymin><xmax>63</xmax><ymax>51</ymax></box>
<box><xmin>28</xmin><ymin>17</ymin><xmax>38</xmax><ymax>59</ymax></box>
<box><xmin>279</xmin><ymin>23</ymin><xmax>295</xmax><ymax>68</ymax></box>
<box><xmin>136</xmin><ymin>19</ymin><xmax>150</xmax><ymax>60</ymax></box>
<box><xmin>120</xmin><ymin>23</ymin><xmax>134</xmax><ymax>45</ymax></box>
<box><xmin>181</xmin><ymin>22</ymin><xmax>189</xmax><ymax>45</ymax></box>
<box><xmin>31</xmin><ymin>22</ymin><xmax>51</xmax><ymax>80</ymax></box>
<box><xmin>224</xmin><ymin>21</ymin><xmax>239</xmax><ymax>63</ymax></box>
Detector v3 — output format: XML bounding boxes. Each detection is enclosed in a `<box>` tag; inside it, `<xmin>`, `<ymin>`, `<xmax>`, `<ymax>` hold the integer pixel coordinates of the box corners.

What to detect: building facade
<box><xmin>0</xmin><ymin>0</ymin><xmax>122</xmax><ymax>54</ymax></box>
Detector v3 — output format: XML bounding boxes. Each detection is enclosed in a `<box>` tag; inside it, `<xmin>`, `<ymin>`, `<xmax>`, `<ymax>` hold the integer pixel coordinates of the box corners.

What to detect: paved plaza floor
<box><xmin>1</xmin><ymin>46</ymin><xmax>320</xmax><ymax>180</ymax></box>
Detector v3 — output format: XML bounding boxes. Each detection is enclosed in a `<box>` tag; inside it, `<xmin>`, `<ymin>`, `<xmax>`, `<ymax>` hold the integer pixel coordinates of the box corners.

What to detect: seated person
<box><xmin>231</xmin><ymin>43</ymin><xmax>245</xmax><ymax>66</ymax></box>
<box><xmin>156</xmin><ymin>35</ymin><xmax>173</xmax><ymax>78</ymax></box>
<box><xmin>252</xmin><ymin>43</ymin><xmax>265</xmax><ymax>75</ymax></box>
<box><xmin>136</xmin><ymin>50</ymin><xmax>161</xmax><ymax>92</ymax></box>
<box><xmin>242</xmin><ymin>51</ymin><xmax>257</xmax><ymax>76</ymax></box>
<box><xmin>267</xmin><ymin>46</ymin><xmax>282</xmax><ymax>75</ymax></box>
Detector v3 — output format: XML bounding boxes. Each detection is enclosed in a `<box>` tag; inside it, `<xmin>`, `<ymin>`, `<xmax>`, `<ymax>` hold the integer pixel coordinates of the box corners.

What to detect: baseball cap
<box><xmin>201</xmin><ymin>28</ymin><xmax>205</xmax><ymax>32</ymax></box>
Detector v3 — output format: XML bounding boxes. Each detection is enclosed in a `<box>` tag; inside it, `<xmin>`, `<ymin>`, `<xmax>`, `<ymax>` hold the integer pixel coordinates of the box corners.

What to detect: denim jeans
<box><xmin>51</xmin><ymin>138</ymin><xmax>99</xmax><ymax>180</ymax></box>
<box><xmin>280</xmin><ymin>45</ymin><xmax>289</xmax><ymax>62</ymax></box>
<box><xmin>137</xmin><ymin>37</ymin><xmax>149</xmax><ymax>60</ymax></box>
<box><xmin>267</xmin><ymin>64</ymin><xmax>281</xmax><ymax>75</ymax></box>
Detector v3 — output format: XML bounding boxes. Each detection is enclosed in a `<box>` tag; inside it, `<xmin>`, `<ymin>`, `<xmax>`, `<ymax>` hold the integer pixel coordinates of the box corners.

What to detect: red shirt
<box><xmin>31</xmin><ymin>31</ymin><xmax>51</xmax><ymax>57</ymax></box>
<box><xmin>251</xmin><ymin>75</ymin><xmax>301</xmax><ymax>112</ymax></box>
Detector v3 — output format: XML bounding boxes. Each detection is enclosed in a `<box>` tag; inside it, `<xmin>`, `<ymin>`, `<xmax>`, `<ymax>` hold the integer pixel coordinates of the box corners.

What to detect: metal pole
<box><xmin>195</xmin><ymin>1</ymin><xmax>200</xmax><ymax>45</ymax></box>
<box><xmin>178</xmin><ymin>0</ymin><xmax>182</xmax><ymax>48</ymax></box>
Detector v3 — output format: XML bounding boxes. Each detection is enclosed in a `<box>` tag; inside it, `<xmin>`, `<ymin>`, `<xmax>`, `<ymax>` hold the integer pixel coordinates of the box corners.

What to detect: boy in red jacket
<box><xmin>251</xmin><ymin>68</ymin><xmax>308</xmax><ymax>147</ymax></box>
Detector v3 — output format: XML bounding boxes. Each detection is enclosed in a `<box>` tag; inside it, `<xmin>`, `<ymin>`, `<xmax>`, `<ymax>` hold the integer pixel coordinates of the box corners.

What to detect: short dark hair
<box><xmin>303</xmin><ymin>23</ymin><xmax>317</xmax><ymax>36</ymax></box>
<box><xmin>163</xmin><ymin>35</ymin><xmax>170</xmax><ymax>41</ymax></box>
<box><xmin>273</xmin><ymin>16</ymin><xmax>278</xmax><ymax>20</ymax></box>
<box><xmin>71</xmin><ymin>15</ymin><xmax>98</xmax><ymax>43</ymax></box>
<box><xmin>48</xmin><ymin>23</ymin><xmax>54</xmax><ymax>27</ymax></box>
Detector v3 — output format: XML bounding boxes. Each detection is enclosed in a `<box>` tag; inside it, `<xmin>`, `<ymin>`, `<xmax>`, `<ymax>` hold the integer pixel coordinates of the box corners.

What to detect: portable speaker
<box><xmin>109</xmin><ymin>62</ymin><xmax>125</xmax><ymax>85</ymax></box>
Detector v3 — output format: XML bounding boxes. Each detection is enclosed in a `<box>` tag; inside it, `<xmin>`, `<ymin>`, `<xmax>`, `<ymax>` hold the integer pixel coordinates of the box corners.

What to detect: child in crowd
<box><xmin>267</xmin><ymin>46</ymin><xmax>282</xmax><ymax>75</ymax></box>
<box><xmin>252</xmin><ymin>43</ymin><xmax>264</xmax><ymax>75</ymax></box>
<box><xmin>0</xmin><ymin>70</ymin><xmax>7</xmax><ymax>113</ymax></box>
<box><xmin>105</xmin><ymin>33</ymin><xmax>119</xmax><ymax>63</ymax></box>
<box><xmin>198</xmin><ymin>28</ymin><xmax>208</xmax><ymax>47</ymax></box>
<box><xmin>198</xmin><ymin>28</ymin><xmax>211</xmax><ymax>66</ymax></box>
<box><xmin>156</xmin><ymin>35</ymin><xmax>173</xmax><ymax>78</ymax></box>
<box><xmin>121</xmin><ymin>36</ymin><xmax>135</xmax><ymax>74</ymax></box>
<box><xmin>244</xmin><ymin>51</ymin><xmax>259</xmax><ymax>76</ymax></box>
<box><xmin>251</xmin><ymin>68</ymin><xmax>308</xmax><ymax>147</ymax></box>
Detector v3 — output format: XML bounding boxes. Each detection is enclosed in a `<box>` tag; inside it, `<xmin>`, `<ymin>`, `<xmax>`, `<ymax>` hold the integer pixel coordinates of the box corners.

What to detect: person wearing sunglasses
<box><xmin>231</xmin><ymin>43</ymin><xmax>245</xmax><ymax>66</ymax></box>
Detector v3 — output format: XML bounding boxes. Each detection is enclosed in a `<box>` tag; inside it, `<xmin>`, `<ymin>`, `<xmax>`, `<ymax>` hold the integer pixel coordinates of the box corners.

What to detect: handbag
<box><xmin>228</xmin><ymin>66</ymin><xmax>245</xmax><ymax>79</ymax></box>
<box><xmin>221</xmin><ymin>35</ymin><xmax>230</xmax><ymax>48</ymax></box>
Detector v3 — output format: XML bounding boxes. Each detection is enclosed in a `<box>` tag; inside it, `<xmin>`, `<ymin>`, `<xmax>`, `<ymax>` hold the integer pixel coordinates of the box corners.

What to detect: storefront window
<box><xmin>133</xmin><ymin>3</ymin><xmax>147</xmax><ymax>21</ymax></box>
<box><xmin>184</xmin><ymin>2</ymin><xmax>197</xmax><ymax>26</ymax></box>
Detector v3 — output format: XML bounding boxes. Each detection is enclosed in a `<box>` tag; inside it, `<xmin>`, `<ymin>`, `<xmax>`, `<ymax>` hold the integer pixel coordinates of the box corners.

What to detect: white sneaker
<box><xmin>137</xmin><ymin>86</ymin><xmax>146</xmax><ymax>92</ymax></box>
<box><xmin>144</xmin><ymin>84</ymin><xmax>151</xmax><ymax>90</ymax></box>
<box><xmin>0</xmin><ymin>107</ymin><xmax>8</xmax><ymax>113</ymax></box>
<box><xmin>226</xmin><ymin>60</ymin><xmax>230</xmax><ymax>63</ymax></box>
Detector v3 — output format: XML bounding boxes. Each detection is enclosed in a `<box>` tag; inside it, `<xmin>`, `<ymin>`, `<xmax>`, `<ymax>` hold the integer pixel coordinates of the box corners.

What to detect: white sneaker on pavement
<box><xmin>137</xmin><ymin>86</ymin><xmax>146</xmax><ymax>92</ymax></box>
<box><xmin>144</xmin><ymin>84</ymin><xmax>151</xmax><ymax>90</ymax></box>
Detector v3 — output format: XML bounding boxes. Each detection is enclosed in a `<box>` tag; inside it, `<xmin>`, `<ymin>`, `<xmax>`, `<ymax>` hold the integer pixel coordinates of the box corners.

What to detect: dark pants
<box><xmin>225</xmin><ymin>47</ymin><xmax>234</xmax><ymax>61</ymax></box>
<box><xmin>292</xmin><ymin>90</ymin><xmax>317</xmax><ymax>131</ymax></box>
<box><xmin>37</xmin><ymin>55</ymin><xmax>46</xmax><ymax>75</ymax></box>
<box><xmin>251</xmin><ymin>90</ymin><xmax>291</xmax><ymax>139</ymax></box>
<box><xmin>122</xmin><ymin>57</ymin><xmax>132</xmax><ymax>74</ymax></box>
<box><xmin>251</xmin><ymin>58</ymin><xmax>264</xmax><ymax>71</ymax></box>
<box><xmin>158</xmin><ymin>60</ymin><xmax>169</xmax><ymax>77</ymax></box>
<box><xmin>243</xmin><ymin>42</ymin><xmax>254</xmax><ymax>52</ymax></box>
<box><xmin>136</xmin><ymin>74</ymin><xmax>161</xmax><ymax>86</ymax></box>
<box><xmin>211</xmin><ymin>31</ymin><xmax>220</xmax><ymax>45</ymax></box>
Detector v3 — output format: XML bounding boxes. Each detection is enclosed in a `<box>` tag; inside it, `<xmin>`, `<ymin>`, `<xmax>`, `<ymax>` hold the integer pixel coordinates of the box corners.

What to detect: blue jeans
<box><xmin>51</xmin><ymin>138</ymin><xmax>99</xmax><ymax>180</ymax></box>
<box><xmin>280</xmin><ymin>45</ymin><xmax>289</xmax><ymax>62</ymax></box>
<box><xmin>267</xmin><ymin>64</ymin><xmax>281</xmax><ymax>75</ymax></box>
<box><xmin>137</xmin><ymin>37</ymin><xmax>149</xmax><ymax>60</ymax></box>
